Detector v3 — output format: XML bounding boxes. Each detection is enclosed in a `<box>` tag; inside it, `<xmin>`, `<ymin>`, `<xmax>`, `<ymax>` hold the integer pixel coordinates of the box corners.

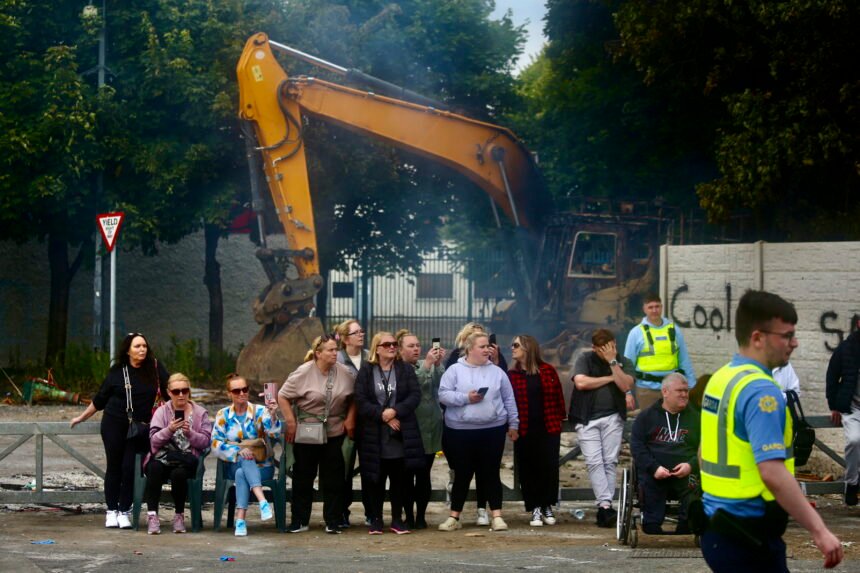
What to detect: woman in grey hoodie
<box><xmin>437</xmin><ymin>332</ymin><xmax>519</xmax><ymax>532</ymax></box>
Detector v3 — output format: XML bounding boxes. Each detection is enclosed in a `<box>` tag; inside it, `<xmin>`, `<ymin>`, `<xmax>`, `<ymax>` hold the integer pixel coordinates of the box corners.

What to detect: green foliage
<box><xmin>164</xmin><ymin>336</ymin><xmax>207</xmax><ymax>384</ymax></box>
<box><xmin>613</xmin><ymin>0</ymin><xmax>860</xmax><ymax>238</ymax></box>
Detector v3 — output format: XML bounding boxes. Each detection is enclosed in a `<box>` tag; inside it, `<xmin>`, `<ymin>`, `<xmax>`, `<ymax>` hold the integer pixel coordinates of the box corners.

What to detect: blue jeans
<box><xmin>227</xmin><ymin>458</ymin><xmax>274</xmax><ymax>510</ymax></box>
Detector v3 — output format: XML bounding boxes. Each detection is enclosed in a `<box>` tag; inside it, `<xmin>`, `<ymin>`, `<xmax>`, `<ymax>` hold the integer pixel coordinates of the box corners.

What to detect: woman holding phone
<box><xmin>143</xmin><ymin>373</ymin><xmax>212</xmax><ymax>534</ymax></box>
<box><xmin>438</xmin><ymin>332</ymin><xmax>519</xmax><ymax>532</ymax></box>
<box><xmin>508</xmin><ymin>335</ymin><xmax>566</xmax><ymax>527</ymax></box>
<box><xmin>211</xmin><ymin>374</ymin><xmax>282</xmax><ymax>536</ymax></box>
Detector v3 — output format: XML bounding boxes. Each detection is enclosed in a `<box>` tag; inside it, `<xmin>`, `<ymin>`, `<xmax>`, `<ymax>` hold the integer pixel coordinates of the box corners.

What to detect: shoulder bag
<box><xmin>124</xmin><ymin>366</ymin><xmax>150</xmax><ymax>448</ymax></box>
<box><xmin>295</xmin><ymin>368</ymin><xmax>333</xmax><ymax>445</ymax></box>
<box><xmin>238</xmin><ymin>407</ymin><xmax>270</xmax><ymax>462</ymax></box>
<box><xmin>786</xmin><ymin>389</ymin><xmax>815</xmax><ymax>467</ymax></box>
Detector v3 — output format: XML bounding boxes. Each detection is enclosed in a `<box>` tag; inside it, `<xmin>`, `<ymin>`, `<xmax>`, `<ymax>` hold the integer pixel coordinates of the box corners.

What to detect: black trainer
<box><xmin>642</xmin><ymin>523</ymin><xmax>664</xmax><ymax>535</ymax></box>
<box><xmin>846</xmin><ymin>483</ymin><xmax>858</xmax><ymax>506</ymax></box>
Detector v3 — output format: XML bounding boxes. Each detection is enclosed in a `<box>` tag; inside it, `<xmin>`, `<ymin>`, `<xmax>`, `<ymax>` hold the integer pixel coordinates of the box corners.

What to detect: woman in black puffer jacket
<box><xmin>355</xmin><ymin>331</ymin><xmax>424</xmax><ymax>535</ymax></box>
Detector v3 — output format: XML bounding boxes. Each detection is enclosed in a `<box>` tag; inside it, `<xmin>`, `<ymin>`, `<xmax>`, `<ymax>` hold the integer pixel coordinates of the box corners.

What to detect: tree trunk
<box><xmin>315</xmin><ymin>260</ymin><xmax>330</xmax><ymax>327</ymax></box>
<box><xmin>46</xmin><ymin>235</ymin><xmax>85</xmax><ymax>365</ymax></box>
<box><xmin>203</xmin><ymin>223</ymin><xmax>224</xmax><ymax>368</ymax></box>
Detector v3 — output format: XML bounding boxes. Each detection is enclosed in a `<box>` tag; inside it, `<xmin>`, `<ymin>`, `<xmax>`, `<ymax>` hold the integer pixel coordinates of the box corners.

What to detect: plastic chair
<box><xmin>132</xmin><ymin>448</ymin><xmax>209</xmax><ymax>532</ymax></box>
<box><xmin>212</xmin><ymin>448</ymin><xmax>288</xmax><ymax>532</ymax></box>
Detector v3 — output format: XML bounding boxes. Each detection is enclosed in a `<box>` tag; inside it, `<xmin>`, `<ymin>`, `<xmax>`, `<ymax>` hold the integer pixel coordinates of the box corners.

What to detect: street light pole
<box><xmin>89</xmin><ymin>1</ymin><xmax>107</xmax><ymax>353</ymax></box>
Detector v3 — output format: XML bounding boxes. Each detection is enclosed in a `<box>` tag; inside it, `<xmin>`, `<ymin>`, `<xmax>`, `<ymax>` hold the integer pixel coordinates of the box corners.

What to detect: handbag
<box><xmin>238</xmin><ymin>437</ymin><xmax>268</xmax><ymax>463</ymax></box>
<box><xmin>786</xmin><ymin>390</ymin><xmax>815</xmax><ymax>467</ymax></box>
<box><xmin>124</xmin><ymin>366</ymin><xmax>150</xmax><ymax>448</ymax></box>
<box><xmin>294</xmin><ymin>368</ymin><xmax>333</xmax><ymax>445</ymax></box>
<box><xmin>157</xmin><ymin>444</ymin><xmax>199</xmax><ymax>472</ymax></box>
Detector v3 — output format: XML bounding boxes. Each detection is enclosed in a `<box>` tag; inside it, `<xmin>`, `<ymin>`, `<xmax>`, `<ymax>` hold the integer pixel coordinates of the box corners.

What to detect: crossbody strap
<box><xmin>297</xmin><ymin>367</ymin><xmax>335</xmax><ymax>423</ymax></box>
<box><xmin>123</xmin><ymin>366</ymin><xmax>134</xmax><ymax>418</ymax></box>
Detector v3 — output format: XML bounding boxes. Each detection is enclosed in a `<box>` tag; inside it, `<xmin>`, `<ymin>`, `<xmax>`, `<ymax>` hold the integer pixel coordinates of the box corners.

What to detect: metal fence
<box><xmin>323</xmin><ymin>250</ymin><xmax>518</xmax><ymax>347</ymax></box>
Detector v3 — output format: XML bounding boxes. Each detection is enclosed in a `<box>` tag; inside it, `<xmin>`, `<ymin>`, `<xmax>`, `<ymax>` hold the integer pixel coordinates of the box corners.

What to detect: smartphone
<box><xmin>477</xmin><ymin>387</ymin><xmax>489</xmax><ymax>396</ymax></box>
<box><xmin>432</xmin><ymin>337</ymin><xmax>441</xmax><ymax>350</ymax></box>
<box><xmin>174</xmin><ymin>409</ymin><xmax>185</xmax><ymax>421</ymax></box>
<box><xmin>489</xmin><ymin>333</ymin><xmax>497</xmax><ymax>346</ymax></box>
<box><xmin>264</xmin><ymin>382</ymin><xmax>277</xmax><ymax>403</ymax></box>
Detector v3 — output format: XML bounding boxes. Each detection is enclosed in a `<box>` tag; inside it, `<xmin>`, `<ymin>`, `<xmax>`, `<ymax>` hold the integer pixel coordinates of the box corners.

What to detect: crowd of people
<box><xmin>69</xmin><ymin>291</ymin><xmax>849</xmax><ymax>569</ymax></box>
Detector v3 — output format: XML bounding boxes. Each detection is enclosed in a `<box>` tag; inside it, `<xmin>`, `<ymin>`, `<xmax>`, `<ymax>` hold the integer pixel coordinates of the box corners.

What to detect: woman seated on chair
<box><xmin>144</xmin><ymin>373</ymin><xmax>212</xmax><ymax>534</ymax></box>
<box><xmin>278</xmin><ymin>334</ymin><xmax>357</xmax><ymax>534</ymax></box>
<box><xmin>211</xmin><ymin>373</ymin><xmax>282</xmax><ymax>536</ymax></box>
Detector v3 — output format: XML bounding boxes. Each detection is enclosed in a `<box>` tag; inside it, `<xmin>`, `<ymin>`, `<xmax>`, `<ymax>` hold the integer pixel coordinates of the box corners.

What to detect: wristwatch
<box><xmin>609</xmin><ymin>359</ymin><xmax>618</xmax><ymax>367</ymax></box>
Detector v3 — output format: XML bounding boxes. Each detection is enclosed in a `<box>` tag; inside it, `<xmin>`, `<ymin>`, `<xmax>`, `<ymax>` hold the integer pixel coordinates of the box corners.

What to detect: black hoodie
<box><xmin>630</xmin><ymin>399</ymin><xmax>700</xmax><ymax>477</ymax></box>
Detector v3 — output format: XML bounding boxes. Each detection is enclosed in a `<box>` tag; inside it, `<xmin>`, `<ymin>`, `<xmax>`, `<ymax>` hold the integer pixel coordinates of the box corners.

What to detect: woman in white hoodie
<box><xmin>437</xmin><ymin>332</ymin><xmax>519</xmax><ymax>532</ymax></box>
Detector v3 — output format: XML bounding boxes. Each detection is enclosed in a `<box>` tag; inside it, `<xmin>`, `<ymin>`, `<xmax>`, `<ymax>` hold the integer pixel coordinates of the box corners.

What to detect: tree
<box><xmin>0</xmin><ymin>1</ymin><xmax>109</xmax><ymax>362</ymax></box>
<box><xmin>510</xmin><ymin>0</ymin><xmax>716</xmax><ymax>211</ymax></box>
<box><xmin>613</xmin><ymin>0</ymin><xmax>860</xmax><ymax>238</ymax></box>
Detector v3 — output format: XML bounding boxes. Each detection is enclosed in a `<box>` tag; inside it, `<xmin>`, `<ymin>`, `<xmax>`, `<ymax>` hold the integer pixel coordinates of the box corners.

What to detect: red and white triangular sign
<box><xmin>96</xmin><ymin>212</ymin><xmax>125</xmax><ymax>252</ymax></box>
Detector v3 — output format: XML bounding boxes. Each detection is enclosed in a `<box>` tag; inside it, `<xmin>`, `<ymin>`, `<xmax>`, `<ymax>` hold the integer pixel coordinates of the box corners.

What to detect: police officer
<box><xmin>699</xmin><ymin>290</ymin><xmax>842</xmax><ymax>570</ymax></box>
<box><xmin>624</xmin><ymin>294</ymin><xmax>696</xmax><ymax>411</ymax></box>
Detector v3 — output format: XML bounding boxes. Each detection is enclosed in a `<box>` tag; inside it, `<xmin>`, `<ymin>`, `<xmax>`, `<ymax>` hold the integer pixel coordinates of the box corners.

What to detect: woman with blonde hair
<box><xmin>355</xmin><ymin>331</ymin><xmax>424</xmax><ymax>534</ymax></box>
<box><xmin>438</xmin><ymin>331</ymin><xmax>519</xmax><ymax>532</ymax></box>
<box><xmin>278</xmin><ymin>334</ymin><xmax>357</xmax><ymax>534</ymax></box>
<box><xmin>211</xmin><ymin>374</ymin><xmax>281</xmax><ymax>536</ymax></box>
<box><xmin>333</xmin><ymin>318</ymin><xmax>368</xmax><ymax>527</ymax></box>
<box><xmin>508</xmin><ymin>334</ymin><xmax>566</xmax><ymax>527</ymax></box>
<box><xmin>396</xmin><ymin>329</ymin><xmax>445</xmax><ymax>529</ymax></box>
<box><xmin>143</xmin><ymin>373</ymin><xmax>212</xmax><ymax>534</ymax></box>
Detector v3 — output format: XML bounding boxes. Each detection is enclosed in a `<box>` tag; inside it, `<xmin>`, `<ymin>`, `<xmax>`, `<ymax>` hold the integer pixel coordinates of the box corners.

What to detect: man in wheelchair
<box><xmin>630</xmin><ymin>372</ymin><xmax>700</xmax><ymax>534</ymax></box>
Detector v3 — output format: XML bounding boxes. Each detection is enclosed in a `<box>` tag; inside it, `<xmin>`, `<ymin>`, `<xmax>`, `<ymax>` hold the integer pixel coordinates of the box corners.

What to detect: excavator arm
<box><xmin>237</xmin><ymin>32</ymin><xmax>543</xmax><ymax>324</ymax></box>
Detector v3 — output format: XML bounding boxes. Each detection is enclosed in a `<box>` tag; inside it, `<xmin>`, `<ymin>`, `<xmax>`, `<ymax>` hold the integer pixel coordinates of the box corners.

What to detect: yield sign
<box><xmin>96</xmin><ymin>212</ymin><xmax>125</xmax><ymax>252</ymax></box>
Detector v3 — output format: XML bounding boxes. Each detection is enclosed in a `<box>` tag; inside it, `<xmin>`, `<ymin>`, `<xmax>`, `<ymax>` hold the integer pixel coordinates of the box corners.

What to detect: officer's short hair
<box><xmin>735</xmin><ymin>290</ymin><xmax>797</xmax><ymax>346</ymax></box>
<box><xmin>644</xmin><ymin>293</ymin><xmax>662</xmax><ymax>304</ymax></box>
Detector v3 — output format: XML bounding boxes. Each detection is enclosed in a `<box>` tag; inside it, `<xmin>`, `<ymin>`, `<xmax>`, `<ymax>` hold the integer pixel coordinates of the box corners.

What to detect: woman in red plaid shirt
<box><xmin>509</xmin><ymin>335</ymin><xmax>566</xmax><ymax>527</ymax></box>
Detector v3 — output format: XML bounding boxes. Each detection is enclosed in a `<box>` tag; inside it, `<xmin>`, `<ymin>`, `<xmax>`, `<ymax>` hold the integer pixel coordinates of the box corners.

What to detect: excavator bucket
<box><xmin>236</xmin><ymin>317</ymin><xmax>325</xmax><ymax>385</ymax></box>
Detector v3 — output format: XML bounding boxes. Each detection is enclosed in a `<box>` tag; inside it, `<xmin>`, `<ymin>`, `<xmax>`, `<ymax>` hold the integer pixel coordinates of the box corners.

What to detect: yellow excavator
<box><xmin>234</xmin><ymin>32</ymin><xmax>545</xmax><ymax>384</ymax></box>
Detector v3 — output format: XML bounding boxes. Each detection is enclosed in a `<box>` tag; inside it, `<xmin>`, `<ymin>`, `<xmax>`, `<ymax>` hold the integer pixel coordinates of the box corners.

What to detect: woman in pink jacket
<box><xmin>144</xmin><ymin>373</ymin><xmax>212</xmax><ymax>534</ymax></box>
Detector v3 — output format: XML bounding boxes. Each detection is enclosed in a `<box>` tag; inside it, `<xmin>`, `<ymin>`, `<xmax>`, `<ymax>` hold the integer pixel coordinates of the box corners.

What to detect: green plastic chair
<box><xmin>132</xmin><ymin>448</ymin><xmax>209</xmax><ymax>532</ymax></box>
<box><xmin>212</xmin><ymin>447</ymin><xmax>288</xmax><ymax>532</ymax></box>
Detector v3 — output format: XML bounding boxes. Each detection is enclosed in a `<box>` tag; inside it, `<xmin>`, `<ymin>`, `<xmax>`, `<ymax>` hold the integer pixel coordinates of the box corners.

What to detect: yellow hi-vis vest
<box><xmin>635</xmin><ymin>322</ymin><xmax>679</xmax><ymax>374</ymax></box>
<box><xmin>700</xmin><ymin>363</ymin><xmax>794</xmax><ymax>501</ymax></box>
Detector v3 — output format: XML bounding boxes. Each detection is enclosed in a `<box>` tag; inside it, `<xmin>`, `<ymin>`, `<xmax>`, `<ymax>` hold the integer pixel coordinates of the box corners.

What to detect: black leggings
<box><xmin>100</xmin><ymin>413</ymin><xmax>143</xmax><ymax>512</ymax></box>
<box><xmin>443</xmin><ymin>424</ymin><xmax>507</xmax><ymax>513</ymax></box>
<box><xmin>403</xmin><ymin>454</ymin><xmax>436</xmax><ymax>523</ymax></box>
<box><xmin>366</xmin><ymin>457</ymin><xmax>407</xmax><ymax>524</ymax></box>
<box><xmin>144</xmin><ymin>459</ymin><xmax>189</xmax><ymax>513</ymax></box>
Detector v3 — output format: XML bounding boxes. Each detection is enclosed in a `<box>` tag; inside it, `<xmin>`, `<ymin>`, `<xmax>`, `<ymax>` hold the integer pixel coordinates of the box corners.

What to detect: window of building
<box><xmin>332</xmin><ymin>281</ymin><xmax>355</xmax><ymax>298</ymax></box>
<box><xmin>417</xmin><ymin>273</ymin><xmax>453</xmax><ymax>299</ymax></box>
<box><xmin>567</xmin><ymin>232</ymin><xmax>617</xmax><ymax>278</ymax></box>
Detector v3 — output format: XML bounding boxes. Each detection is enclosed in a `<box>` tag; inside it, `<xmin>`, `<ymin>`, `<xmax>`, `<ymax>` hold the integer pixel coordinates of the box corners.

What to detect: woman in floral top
<box><xmin>211</xmin><ymin>374</ymin><xmax>282</xmax><ymax>536</ymax></box>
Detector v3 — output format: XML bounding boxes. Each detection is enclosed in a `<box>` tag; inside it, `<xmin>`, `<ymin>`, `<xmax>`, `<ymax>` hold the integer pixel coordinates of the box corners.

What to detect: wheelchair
<box><xmin>616</xmin><ymin>458</ymin><xmax>700</xmax><ymax>548</ymax></box>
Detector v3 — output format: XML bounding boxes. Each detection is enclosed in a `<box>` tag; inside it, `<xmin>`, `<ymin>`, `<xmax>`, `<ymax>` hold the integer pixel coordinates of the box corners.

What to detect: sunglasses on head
<box><xmin>169</xmin><ymin>387</ymin><xmax>190</xmax><ymax>396</ymax></box>
<box><xmin>229</xmin><ymin>387</ymin><xmax>250</xmax><ymax>395</ymax></box>
<box><xmin>379</xmin><ymin>341</ymin><xmax>398</xmax><ymax>349</ymax></box>
<box><xmin>348</xmin><ymin>328</ymin><xmax>365</xmax><ymax>336</ymax></box>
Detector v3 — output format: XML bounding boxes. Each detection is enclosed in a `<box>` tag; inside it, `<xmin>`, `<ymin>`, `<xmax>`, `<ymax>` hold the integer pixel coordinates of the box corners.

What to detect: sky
<box><xmin>491</xmin><ymin>0</ymin><xmax>547</xmax><ymax>71</ymax></box>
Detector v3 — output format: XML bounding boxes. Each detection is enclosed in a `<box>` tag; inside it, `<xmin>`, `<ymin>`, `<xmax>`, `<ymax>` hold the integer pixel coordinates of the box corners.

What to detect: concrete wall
<box><xmin>0</xmin><ymin>232</ymin><xmax>269</xmax><ymax>363</ymax></box>
<box><xmin>659</xmin><ymin>241</ymin><xmax>860</xmax><ymax>414</ymax></box>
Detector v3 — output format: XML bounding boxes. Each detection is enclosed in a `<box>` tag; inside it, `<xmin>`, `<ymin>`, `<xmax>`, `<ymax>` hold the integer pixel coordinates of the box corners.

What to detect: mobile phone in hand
<box><xmin>174</xmin><ymin>409</ymin><xmax>185</xmax><ymax>421</ymax></box>
<box><xmin>477</xmin><ymin>387</ymin><xmax>489</xmax><ymax>396</ymax></box>
<box><xmin>432</xmin><ymin>337</ymin><xmax>441</xmax><ymax>350</ymax></box>
<box><xmin>264</xmin><ymin>382</ymin><xmax>277</xmax><ymax>403</ymax></box>
<box><xmin>489</xmin><ymin>333</ymin><xmax>497</xmax><ymax>345</ymax></box>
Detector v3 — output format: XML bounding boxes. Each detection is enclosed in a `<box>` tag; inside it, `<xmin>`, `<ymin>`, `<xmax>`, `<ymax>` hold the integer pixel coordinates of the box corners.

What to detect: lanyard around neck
<box><xmin>664</xmin><ymin>411</ymin><xmax>680</xmax><ymax>442</ymax></box>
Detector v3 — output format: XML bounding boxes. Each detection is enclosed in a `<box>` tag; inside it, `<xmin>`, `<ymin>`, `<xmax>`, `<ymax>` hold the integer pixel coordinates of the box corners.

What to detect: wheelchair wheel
<box><xmin>617</xmin><ymin>468</ymin><xmax>629</xmax><ymax>542</ymax></box>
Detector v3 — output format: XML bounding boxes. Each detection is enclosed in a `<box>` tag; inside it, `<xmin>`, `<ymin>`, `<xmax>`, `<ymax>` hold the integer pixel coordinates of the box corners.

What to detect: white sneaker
<box><xmin>476</xmin><ymin>507</ymin><xmax>490</xmax><ymax>526</ymax></box>
<box><xmin>529</xmin><ymin>508</ymin><xmax>543</xmax><ymax>527</ymax></box>
<box><xmin>105</xmin><ymin>510</ymin><xmax>119</xmax><ymax>528</ymax></box>
<box><xmin>117</xmin><ymin>511</ymin><xmax>132</xmax><ymax>529</ymax></box>
<box><xmin>542</xmin><ymin>507</ymin><xmax>557</xmax><ymax>526</ymax></box>
<box><xmin>437</xmin><ymin>516</ymin><xmax>462</xmax><ymax>531</ymax></box>
<box><xmin>491</xmin><ymin>516</ymin><xmax>508</xmax><ymax>531</ymax></box>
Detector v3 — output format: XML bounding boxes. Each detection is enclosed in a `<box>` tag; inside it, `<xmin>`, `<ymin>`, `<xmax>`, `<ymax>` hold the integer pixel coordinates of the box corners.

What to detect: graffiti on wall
<box><xmin>670</xmin><ymin>282</ymin><xmax>859</xmax><ymax>351</ymax></box>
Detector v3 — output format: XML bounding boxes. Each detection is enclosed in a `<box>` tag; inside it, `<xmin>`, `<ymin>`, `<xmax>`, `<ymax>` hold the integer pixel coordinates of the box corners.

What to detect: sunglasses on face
<box><xmin>511</xmin><ymin>342</ymin><xmax>521</xmax><ymax>349</ymax></box>
<box><xmin>169</xmin><ymin>387</ymin><xmax>190</xmax><ymax>396</ymax></box>
<box><xmin>379</xmin><ymin>341</ymin><xmax>398</xmax><ymax>349</ymax></box>
<box><xmin>229</xmin><ymin>387</ymin><xmax>250</xmax><ymax>396</ymax></box>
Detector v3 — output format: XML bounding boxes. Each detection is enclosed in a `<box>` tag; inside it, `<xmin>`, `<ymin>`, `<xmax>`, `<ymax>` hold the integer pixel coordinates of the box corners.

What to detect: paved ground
<box><xmin>0</xmin><ymin>499</ymin><xmax>858</xmax><ymax>572</ymax></box>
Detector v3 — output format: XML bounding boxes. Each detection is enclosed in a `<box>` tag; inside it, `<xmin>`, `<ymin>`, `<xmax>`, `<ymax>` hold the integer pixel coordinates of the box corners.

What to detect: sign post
<box><xmin>96</xmin><ymin>213</ymin><xmax>125</xmax><ymax>360</ymax></box>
